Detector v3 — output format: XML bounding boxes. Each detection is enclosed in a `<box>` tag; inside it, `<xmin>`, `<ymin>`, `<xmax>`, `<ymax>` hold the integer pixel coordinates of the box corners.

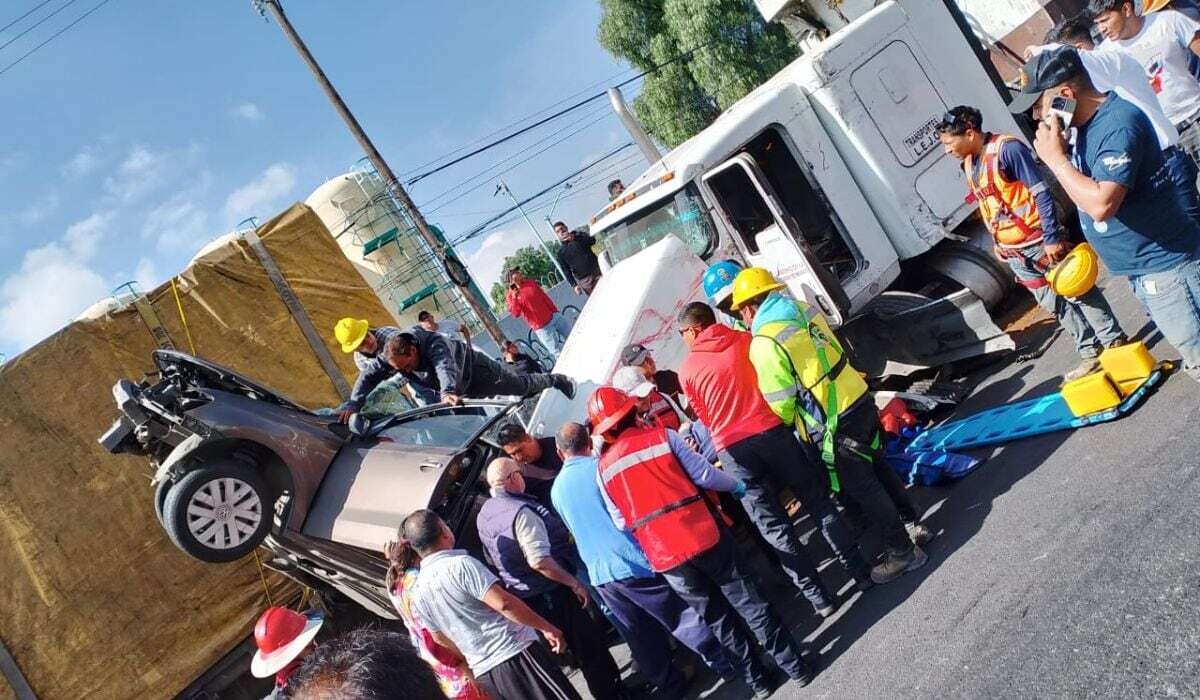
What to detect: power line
<box><xmin>0</xmin><ymin>0</ymin><xmax>56</xmax><ymax>36</ymax></box>
<box><xmin>398</xmin><ymin>66</ymin><xmax>642</xmax><ymax>178</ymax></box>
<box><xmin>0</xmin><ymin>0</ymin><xmax>78</xmax><ymax>53</ymax></box>
<box><xmin>425</xmin><ymin>107</ymin><xmax>619</xmax><ymax>216</ymax></box>
<box><xmin>404</xmin><ymin>30</ymin><xmax>725</xmax><ymax>187</ymax></box>
<box><xmin>449</xmin><ymin>143</ymin><xmax>634</xmax><ymax>246</ymax></box>
<box><xmin>0</xmin><ymin>0</ymin><xmax>113</xmax><ymax>77</ymax></box>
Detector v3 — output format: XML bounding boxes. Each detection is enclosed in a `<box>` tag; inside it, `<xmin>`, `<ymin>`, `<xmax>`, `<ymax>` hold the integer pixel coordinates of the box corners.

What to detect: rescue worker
<box><xmin>334</xmin><ymin>318</ymin><xmax>438</xmax><ymax>420</ymax></box>
<box><xmin>250</xmin><ymin>606</ymin><xmax>325</xmax><ymax>698</ymax></box>
<box><xmin>730</xmin><ymin>268</ymin><xmax>931</xmax><ymax>583</ymax></box>
<box><xmin>495</xmin><ymin>422</ymin><xmax>563</xmax><ymax>504</ymax></box>
<box><xmin>476</xmin><ymin>458</ymin><xmax>626</xmax><ymax>700</ymax></box>
<box><xmin>551</xmin><ymin>422</ymin><xmax>737</xmax><ymax>696</ymax></box>
<box><xmin>677</xmin><ymin>301</ymin><xmax>877</xmax><ymax>606</ymax></box>
<box><xmin>588</xmin><ymin>386</ymin><xmax>814</xmax><ymax>698</ymax></box>
<box><xmin>379</xmin><ymin>330</ymin><xmax>575</xmax><ymax>407</ymax></box>
<box><xmin>938</xmin><ymin>105</ymin><xmax>1127</xmax><ymax>380</ymax></box>
<box><xmin>612</xmin><ymin>364</ymin><xmax>686</xmax><ymax>431</ymax></box>
<box><xmin>702</xmin><ymin>259</ymin><xmax>747</xmax><ymax>328</ymax></box>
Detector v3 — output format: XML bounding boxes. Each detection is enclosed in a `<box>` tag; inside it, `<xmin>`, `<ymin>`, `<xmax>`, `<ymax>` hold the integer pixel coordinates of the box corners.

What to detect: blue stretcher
<box><xmin>907</xmin><ymin>367</ymin><xmax>1168</xmax><ymax>453</ymax></box>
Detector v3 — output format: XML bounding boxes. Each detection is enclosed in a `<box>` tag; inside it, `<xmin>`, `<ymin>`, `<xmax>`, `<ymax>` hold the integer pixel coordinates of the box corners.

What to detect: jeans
<box><xmin>596</xmin><ymin>575</ymin><xmax>737</xmax><ymax>692</ymax></box>
<box><xmin>524</xmin><ymin>586</ymin><xmax>624</xmax><ymax>700</ymax></box>
<box><xmin>1129</xmin><ymin>257</ymin><xmax>1200</xmax><ymax>380</ymax></box>
<box><xmin>533</xmin><ymin>312</ymin><xmax>572</xmax><ymax>359</ymax></box>
<box><xmin>720</xmin><ymin>424</ymin><xmax>870</xmax><ymax>603</ymax></box>
<box><xmin>1004</xmin><ymin>246</ymin><xmax>1125</xmax><ymax>359</ymax></box>
<box><xmin>661</xmin><ymin>529</ymin><xmax>811</xmax><ymax>687</ymax></box>
<box><xmin>466</xmin><ymin>352</ymin><xmax>557</xmax><ymax>398</ymax></box>
<box><xmin>1162</xmin><ymin>144</ymin><xmax>1200</xmax><ymax>228</ymax></box>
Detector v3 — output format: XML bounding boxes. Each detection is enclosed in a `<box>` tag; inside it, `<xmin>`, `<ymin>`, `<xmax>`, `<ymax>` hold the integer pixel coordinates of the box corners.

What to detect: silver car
<box><xmin>99</xmin><ymin>350</ymin><xmax>525</xmax><ymax>617</ymax></box>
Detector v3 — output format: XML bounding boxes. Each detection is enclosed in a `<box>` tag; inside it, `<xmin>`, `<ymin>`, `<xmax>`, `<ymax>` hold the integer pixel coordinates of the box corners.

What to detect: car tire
<box><xmin>161</xmin><ymin>460</ymin><xmax>272</xmax><ymax>563</ymax></box>
<box><xmin>153</xmin><ymin>477</ymin><xmax>171</xmax><ymax>527</ymax></box>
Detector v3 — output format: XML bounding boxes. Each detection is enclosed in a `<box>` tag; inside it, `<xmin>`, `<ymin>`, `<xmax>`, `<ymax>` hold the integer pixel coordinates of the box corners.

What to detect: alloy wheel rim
<box><xmin>186</xmin><ymin>477</ymin><xmax>262</xmax><ymax>549</ymax></box>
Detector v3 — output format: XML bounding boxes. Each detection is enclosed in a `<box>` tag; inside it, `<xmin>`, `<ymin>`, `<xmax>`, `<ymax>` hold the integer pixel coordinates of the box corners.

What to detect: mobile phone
<box><xmin>1048</xmin><ymin>96</ymin><xmax>1076</xmax><ymax>131</ymax></box>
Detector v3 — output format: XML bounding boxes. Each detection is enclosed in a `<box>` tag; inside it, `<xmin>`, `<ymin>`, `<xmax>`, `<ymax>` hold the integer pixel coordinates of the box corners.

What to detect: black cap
<box><xmin>1009</xmin><ymin>46</ymin><xmax>1084</xmax><ymax>114</ymax></box>
<box><xmin>620</xmin><ymin>343</ymin><xmax>649</xmax><ymax>366</ymax></box>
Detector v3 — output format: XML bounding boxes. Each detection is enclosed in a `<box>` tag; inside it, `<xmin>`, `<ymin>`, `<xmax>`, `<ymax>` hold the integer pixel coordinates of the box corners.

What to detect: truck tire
<box><xmin>924</xmin><ymin>240</ymin><xmax>1012</xmax><ymax>311</ymax></box>
<box><xmin>161</xmin><ymin>461</ymin><xmax>272</xmax><ymax>563</ymax></box>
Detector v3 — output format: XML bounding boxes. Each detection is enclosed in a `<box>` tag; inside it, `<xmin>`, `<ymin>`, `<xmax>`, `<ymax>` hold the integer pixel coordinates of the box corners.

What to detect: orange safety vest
<box><xmin>598</xmin><ymin>424</ymin><xmax>721</xmax><ymax>572</ymax></box>
<box><xmin>964</xmin><ymin>134</ymin><xmax>1044</xmax><ymax>248</ymax></box>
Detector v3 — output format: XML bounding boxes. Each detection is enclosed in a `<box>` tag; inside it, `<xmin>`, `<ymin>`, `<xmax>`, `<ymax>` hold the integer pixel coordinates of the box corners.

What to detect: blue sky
<box><xmin>0</xmin><ymin>1</ymin><xmax>649</xmax><ymax>358</ymax></box>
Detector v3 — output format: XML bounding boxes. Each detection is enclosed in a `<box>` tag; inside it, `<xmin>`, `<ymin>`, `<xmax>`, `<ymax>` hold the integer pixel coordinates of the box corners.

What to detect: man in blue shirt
<box><xmin>1025</xmin><ymin>46</ymin><xmax>1200</xmax><ymax>380</ymax></box>
<box><xmin>549</xmin><ymin>422</ymin><xmax>736</xmax><ymax>696</ymax></box>
<box><xmin>939</xmin><ymin>104</ymin><xmax>1126</xmax><ymax>380</ymax></box>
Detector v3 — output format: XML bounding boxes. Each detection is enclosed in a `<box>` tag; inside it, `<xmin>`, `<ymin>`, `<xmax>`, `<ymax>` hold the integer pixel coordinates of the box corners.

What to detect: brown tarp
<box><xmin>0</xmin><ymin>204</ymin><xmax>393</xmax><ymax>699</ymax></box>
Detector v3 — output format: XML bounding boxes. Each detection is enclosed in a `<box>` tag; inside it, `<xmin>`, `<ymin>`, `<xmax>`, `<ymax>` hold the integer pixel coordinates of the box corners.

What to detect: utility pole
<box><xmin>495</xmin><ymin>180</ymin><xmax>568</xmax><ymax>283</ymax></box>
<box><xmin>253</xmin><ymin>0</ymin><xmax>507</xmax><ymax>345</ymax></box>
<box><xmin>543</xmin><ymin>181</ymin><xmax>572</xmax><ymax>228</ymax></box>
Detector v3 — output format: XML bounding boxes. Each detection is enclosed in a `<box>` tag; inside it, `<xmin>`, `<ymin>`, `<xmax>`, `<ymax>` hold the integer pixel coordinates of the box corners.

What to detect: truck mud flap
<box><xmin>840</xmin><ymin>288</ymin><xmax>1014</xmax><ymax>378</ymax></box>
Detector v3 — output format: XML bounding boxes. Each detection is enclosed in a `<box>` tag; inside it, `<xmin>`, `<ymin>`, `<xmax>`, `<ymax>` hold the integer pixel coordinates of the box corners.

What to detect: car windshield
<box><xmin>596</xmin><ymin>183</ymin><xmax>716</xmax><ymax>266</ymax></box>
<box><xmin>377</xmin><ymin>406</ymin><xmax>505</xmax><ymax>449</ymax></box>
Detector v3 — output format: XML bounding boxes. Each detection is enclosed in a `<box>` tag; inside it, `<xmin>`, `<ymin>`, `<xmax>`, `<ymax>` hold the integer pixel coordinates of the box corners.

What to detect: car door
<box><xmin>301</xmin><ymin>400</ymin><xmax>526</xmax><ymax>552</ymax></box>
<box><xmin>702</xmin><ymin>153</ymin><xmax>852</xmax><ymax>325</ymax></box>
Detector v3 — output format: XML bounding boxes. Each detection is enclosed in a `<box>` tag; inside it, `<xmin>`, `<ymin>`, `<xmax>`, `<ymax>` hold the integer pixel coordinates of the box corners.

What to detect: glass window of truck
<box><xmin>597</xmin><ymin>183</ymin><xmax>716</xmax><ymax>265</ymax></box>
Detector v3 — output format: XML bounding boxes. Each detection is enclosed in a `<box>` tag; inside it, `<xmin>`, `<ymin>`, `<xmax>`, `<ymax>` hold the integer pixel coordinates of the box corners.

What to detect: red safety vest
<box><xmin>598</xmin><ymin>424</ymin><xmax>721</xmax><ymax>571</ymax></box>
<box><xmin>644</xmin><ymin>390</ymin><xmax>683</xmax><ymax>431</ymax></box>
<box><xmin>964</xmin><ymin>134</ymin><xmax>1044</xmax><ymax>248</ymax></box>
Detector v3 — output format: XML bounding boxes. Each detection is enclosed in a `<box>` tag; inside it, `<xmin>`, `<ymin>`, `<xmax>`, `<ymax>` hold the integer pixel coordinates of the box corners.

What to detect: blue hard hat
<box><xmin>703</xmin><ymin>259</ymin><xmax>744</xmax><ymax>305</ymax></box>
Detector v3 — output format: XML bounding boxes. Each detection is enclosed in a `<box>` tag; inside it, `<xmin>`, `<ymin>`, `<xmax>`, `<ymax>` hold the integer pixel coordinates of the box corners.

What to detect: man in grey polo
<box><xmin>404</xmin><ymin>510</ymin><xmax>581</xmax><ymax>700</ymax></box>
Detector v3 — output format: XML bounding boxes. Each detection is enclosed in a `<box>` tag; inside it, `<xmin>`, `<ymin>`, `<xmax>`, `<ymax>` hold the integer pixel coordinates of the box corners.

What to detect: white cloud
<box><xmin>231</xmin><ymin>102</ymin><xmax>264</xmax><ymax>121</ymax></box>
<box><xmin>143</xmin><ymin>194</ymin><xmax>210</xmax><ymax>254</ymax></box>
<box><xmin>464</xmin><ymin>228</ymin><xmax>541</xmax><ymax>291</ymax></box>
<box><xmin>18</xmin><ymin>193</ymin><xmax>60</xmax><ymax>225</ymax></box>
<box><xmin>134</xmin><ymin>257</ymin><xmax>159</xmax><ymax>291</ymax></box>
<box><xmin>224</xmin><ymin>162</ymin><xmax>297</xmax><ymax>219</ymax></box>
<box><xmin>63</xmin><ymin>146</ymin><xmax>101</xmax><ymax>178</ymax></box>
<box><xmin>0</xmin><ymin>212</ymin><xmax>115</xmax><ymax>351</ymax></box>
<box><xmin>105</xmin><ymin>146</ymin><xmax>171</xmax><ymax>202</ymax></box>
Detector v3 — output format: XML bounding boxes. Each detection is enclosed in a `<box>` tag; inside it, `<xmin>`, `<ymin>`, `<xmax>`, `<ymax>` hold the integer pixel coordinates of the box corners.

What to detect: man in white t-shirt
<box><xmin>1091</xmin><ymin>1</ymin><xmax>1200</xmax><ymax>165</ymax></box>
<box><xmin>1019</xmin><ymin>16</ymin><xmax>1200</xmax><ymax>222</ymax></box>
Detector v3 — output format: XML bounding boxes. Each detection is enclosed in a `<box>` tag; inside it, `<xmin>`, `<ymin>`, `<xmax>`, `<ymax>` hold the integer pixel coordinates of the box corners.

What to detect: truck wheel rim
<box><xmin>186</xmin><ymin>477</ymin><xmax>262</xmax><ymax>550</ymax></box>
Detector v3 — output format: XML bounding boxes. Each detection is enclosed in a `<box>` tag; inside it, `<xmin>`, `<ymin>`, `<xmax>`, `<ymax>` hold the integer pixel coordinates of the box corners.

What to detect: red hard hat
<box><xmin>588</xmin><ymin>385</ymin><xmax>637</xmax><ymax>436</ymax></box>
<box><xmin>250</xmin><ymin>606</ymin><xmax>324</xmax><ymax>678</ymax></box>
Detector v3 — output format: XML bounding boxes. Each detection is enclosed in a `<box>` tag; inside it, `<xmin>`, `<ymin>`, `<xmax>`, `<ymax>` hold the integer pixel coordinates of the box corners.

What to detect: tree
<box><xmin>489</xmin><ymin>245</ymin><xmax>564</xmax><ymax>313</ymax></box>
<box><xmin>597</xmin><ymin>0</ymin><xmax>799</xmax><ymax>147</ymax></box>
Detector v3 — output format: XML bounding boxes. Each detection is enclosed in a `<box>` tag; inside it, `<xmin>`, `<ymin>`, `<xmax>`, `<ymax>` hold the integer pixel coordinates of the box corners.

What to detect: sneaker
<box><xmin>750</xmin><ymin>674</ymin><xmax>782</xmax><ymax>699</ymax></box>
<box><xmin>1106</xmin><ymin>337</ymin><xmax>1127</xmax><ymax>350</ymax></box>
<box><xmin>816</xmin><ymin>602</ymin><xmax>837</xmax><ymax>618</ymax></box>
<box><xmin>869</xmin><ymin>546</ymin><xmax>929</xmax><ymax>584</ymax></box>
<box><xmin>551</xmin><ymin>373</ymin><xmax>576</xmax><ymax>399</ymax></box>
<box><xmin>906</xmin><ymin>522</ymin><xmax>935</xmax><ymax>546</ymax></box>
<box><xmin>1064</xmin><ymin>358</ymin><xmax>1101</xmax><ymax>382</ymax></box>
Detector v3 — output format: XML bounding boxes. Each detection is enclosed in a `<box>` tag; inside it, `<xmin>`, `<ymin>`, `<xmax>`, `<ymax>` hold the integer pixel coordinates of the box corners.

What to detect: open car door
<box><xmin>703</xmin><ymin>153</ymin><xmax>851</xmax><ymax>325</ymax></box>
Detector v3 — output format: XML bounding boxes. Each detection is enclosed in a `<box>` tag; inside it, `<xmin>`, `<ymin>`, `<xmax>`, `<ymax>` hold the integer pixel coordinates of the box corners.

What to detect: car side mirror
<box><xmin>348</xmin><ymin>413</ymin><xmax>372</xmax><ymax>437</ymax></box>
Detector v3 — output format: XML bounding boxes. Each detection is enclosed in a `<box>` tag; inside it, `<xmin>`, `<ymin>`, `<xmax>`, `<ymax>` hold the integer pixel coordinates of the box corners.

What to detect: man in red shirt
<box><xmin>677</xmin><ymin>302</ymin><xmax>880</xmax><ymax>613</ymax></box>
<box><xmin>505</xmin><ymin>268</ymin><xmax>572</xmax><ymax>359</ymax></box>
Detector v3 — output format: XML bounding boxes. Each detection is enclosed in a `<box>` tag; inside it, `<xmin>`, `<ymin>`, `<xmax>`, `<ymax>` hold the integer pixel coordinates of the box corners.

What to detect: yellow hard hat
<box><xmin>730</xmin><ymin>267</ymin><xmax>786</xmax><ymax>311</ymax></box>
<box><xmin>1142</xmin><ymin>0</ymin><xmax>1172</xmax><ymax>12</ymax></box>
<box><xmin>1045</xmin><ymin>243</ymin><xmax>1100</xmax><ymax>298</ymax></box>
<box><xmin>334</xmin><ymin>317</ymin><xmax>370</xmax><ymax>353</ymax></box>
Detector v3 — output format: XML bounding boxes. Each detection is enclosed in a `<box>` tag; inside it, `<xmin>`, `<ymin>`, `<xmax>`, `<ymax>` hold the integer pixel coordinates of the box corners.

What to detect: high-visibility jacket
<box><xmin>749</xmin><ymin>293</ymin><xmax>869</xmax><ymax>491</ymax></box>
<box><xmin>965</xmin><ymin>134</ymin><xmax>1044</xmax><ymax>248</ymax></box>
<box><xmin>598</xmin><ymin>424</ymin><xmax>720</xmax><ymax>571</ymax></box>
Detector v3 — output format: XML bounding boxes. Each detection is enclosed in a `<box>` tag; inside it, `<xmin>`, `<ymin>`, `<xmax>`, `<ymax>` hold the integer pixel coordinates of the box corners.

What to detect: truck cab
<box><xmin>591</xmin><ymin>0</ymin><xmax>1021</xmax><ymax>325</ymax></box>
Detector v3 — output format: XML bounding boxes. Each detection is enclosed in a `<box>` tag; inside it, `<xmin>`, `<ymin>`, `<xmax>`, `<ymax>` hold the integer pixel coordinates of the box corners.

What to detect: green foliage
<box><xmin>488</xmin><ymin>245</ymin><xmax>564</xmax><ymax>312</ymax></box>
<box><xmin>597</xmin><ymin>0</ymin><xmax>799</xmax><ymax>147</ymax></box>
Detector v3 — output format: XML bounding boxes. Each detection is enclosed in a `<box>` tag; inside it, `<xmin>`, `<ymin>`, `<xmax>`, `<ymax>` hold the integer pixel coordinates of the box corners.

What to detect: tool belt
<box><xmin>995</xmin><ymin>245</ymin><xmax>1054</xmax><ymax>290</ymax></box>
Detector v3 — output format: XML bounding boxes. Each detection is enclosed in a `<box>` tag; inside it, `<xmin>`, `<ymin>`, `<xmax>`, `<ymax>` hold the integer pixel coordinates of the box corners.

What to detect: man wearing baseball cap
<box><xmin>1024</xmin><ymin>46</ymin><xmax>1200</xmax><ymax>380</ymax></box>
<box><xmin>250</xmin><ymin>606</ymin><xmax>325</xmax><ymax>698</ymax></box>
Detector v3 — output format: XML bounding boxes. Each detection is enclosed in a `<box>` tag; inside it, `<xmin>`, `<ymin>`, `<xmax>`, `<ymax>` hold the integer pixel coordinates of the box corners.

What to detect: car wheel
<box><xmin>161</xmin><ymin>460</ymin><xmax>272</xmax><ymax>563</ymax></box>
<box><xmin>153</xmin><ymin>477</ymin><xmax>171</xmax><ymax>527</ymax></box>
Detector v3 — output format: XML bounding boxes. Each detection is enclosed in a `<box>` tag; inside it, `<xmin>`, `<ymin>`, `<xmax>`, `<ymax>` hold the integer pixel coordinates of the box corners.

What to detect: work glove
<box><xmin>732</xmin><ymin>481</ymin><xmax>747</xmax><ymax>499</ymax></box>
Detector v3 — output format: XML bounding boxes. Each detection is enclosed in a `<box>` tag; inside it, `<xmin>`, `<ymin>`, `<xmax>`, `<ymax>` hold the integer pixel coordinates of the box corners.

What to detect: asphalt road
<box><xmin>573</xmin><ymin>275</ymin><xmax>1200</xmax><ymax>699</ymax></box>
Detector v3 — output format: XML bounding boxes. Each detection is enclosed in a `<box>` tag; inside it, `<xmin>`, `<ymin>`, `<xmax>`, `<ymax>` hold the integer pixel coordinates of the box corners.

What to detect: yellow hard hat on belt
<box><xmin>1045</xmin><ymin>243</ymin><xmax>1100</xmax><ymax>298</ymax></box>
<box><xmin>334</xmin><ymin>317</ymin><xmax>370</xmax><ymax>353</ymax></box>
<box><xmin>730</xmin><ymin>267</ymin><xmax>786</xmax><ymax>311</ymax></box>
